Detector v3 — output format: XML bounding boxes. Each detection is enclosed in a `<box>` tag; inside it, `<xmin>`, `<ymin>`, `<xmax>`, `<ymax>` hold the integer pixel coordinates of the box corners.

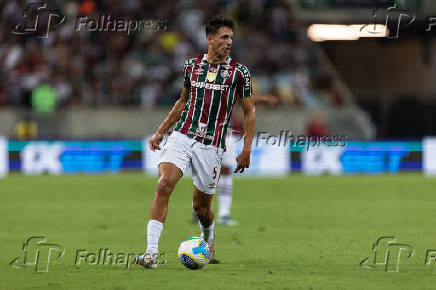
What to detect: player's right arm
<box><xmin>148</xmin><ymin>88</ymin><xmax>189</xmax><ymax>151</ymax></box>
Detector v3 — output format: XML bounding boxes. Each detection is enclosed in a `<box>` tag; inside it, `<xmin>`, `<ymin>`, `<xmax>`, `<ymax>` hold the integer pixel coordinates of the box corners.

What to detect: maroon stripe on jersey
<box><xmin>186</xmin><ymin>65</ymin><xmax>193</xmax><ymax>80</ymax></box>
<box><xmin>212</xmin><ymin>62</ymin><xmax>238</xmax><ymax>147</ymax></box>
<box><xmin>199</xmin><ymin>70</ymin><xmax>215</xmax><ymax>125</ymax></box>
<box><xmin>213</xmin><ymin>127</ymin><xmax>221</xmax><ymax>147</ymax></box>
<box><xmin>226</xmin><ymin>68</ymin><xmax>241</xmax><ymax>121</ymax></box>
<box><xmin>212</xmin><ymin>85</ymin><xmax>229</xmax><ymax>146</ymax></box>
<box><xmin>180</xmin><ymin>55</ymin><xmax>203</xmax><ymax>134</ymax></box>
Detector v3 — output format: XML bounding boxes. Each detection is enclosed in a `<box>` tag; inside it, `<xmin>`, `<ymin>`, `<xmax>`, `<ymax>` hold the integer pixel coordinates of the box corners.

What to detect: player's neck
<box><xmin>206</xmin><ymin>51</ymin><xmax>227</xmax><ymax>64</ymax></box>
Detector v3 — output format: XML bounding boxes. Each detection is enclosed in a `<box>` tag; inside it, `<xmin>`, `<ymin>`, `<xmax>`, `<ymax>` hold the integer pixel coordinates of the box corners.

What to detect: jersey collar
<box><xmin>202</xmin><ymin>54</ymin><xmax>231</xmax><ymax>65</ymax></box>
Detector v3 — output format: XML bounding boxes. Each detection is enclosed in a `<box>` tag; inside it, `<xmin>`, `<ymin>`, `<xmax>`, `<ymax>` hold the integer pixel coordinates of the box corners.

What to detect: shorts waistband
<box><xmin>172</xmin><ymin>131</ymin><xmax>223</xmax><ymax>154</ymax></box>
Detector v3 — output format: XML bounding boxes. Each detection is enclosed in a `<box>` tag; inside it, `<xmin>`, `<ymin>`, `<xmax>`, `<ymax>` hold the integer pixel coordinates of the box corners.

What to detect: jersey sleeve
<box><xmin>236</xmin><ymin>65</ymin><xmax>253</xmax><ymax>98</ymax></box>
<box><xmin>183</xmin><ymin>59</ymin><xmax>192</xmax><ymax>88</ymax></box>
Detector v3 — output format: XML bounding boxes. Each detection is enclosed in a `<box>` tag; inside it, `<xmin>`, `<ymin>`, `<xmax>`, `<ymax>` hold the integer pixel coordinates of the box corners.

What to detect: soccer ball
<box><xmin>177</xmin><ymin>237</ymin><xmax>211</xmax><ymax>270</ymax></box>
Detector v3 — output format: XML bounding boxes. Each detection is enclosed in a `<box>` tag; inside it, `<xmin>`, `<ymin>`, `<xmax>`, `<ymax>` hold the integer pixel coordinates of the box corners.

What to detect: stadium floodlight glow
<box><xmin>307</xmin><ymin>24</ymin><xmax>388</xmax><ymax>42</ymax></box>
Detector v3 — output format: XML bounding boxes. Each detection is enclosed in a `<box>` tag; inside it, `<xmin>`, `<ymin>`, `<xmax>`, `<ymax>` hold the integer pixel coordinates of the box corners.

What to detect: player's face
<box><xmin>208</xmin><ymin>26</ymin><xmax>233</xmax><ymax>57</ymax></box>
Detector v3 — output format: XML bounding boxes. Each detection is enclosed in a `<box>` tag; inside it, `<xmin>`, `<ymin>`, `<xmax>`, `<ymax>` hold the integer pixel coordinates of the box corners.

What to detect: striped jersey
<box><xmin>174</xmin><ymin>54</ymin><xmax>253</xmax><ymax>149</ymax></box>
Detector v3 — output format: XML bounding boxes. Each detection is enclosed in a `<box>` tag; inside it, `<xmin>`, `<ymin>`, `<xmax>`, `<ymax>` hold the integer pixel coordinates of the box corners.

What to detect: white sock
<box><xmin>218</xmin><ymin>175</ymin><xmax>233</xmax><ymax>218</ymax></box>
<box><xmin>146</xmin><ymin>220</ymin><xmax>163</xmax><ymax>255</ymax></box>
<box><xmin>199</xmin><ymin>221</ymin><xmax>214</xmax><ymax>244</ymax></box>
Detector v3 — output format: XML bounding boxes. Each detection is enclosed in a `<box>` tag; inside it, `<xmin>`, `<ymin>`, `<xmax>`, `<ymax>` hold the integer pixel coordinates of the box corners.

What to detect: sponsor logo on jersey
<box><xmin>245</xmin><ymin>78</ymin><xmax>251</xmax><ymax>89</ymax></box>
<box><xmin>240</xmin><ymin>66</ymin><xmax>251</xmax><ymax>89</ymax></box>
<box><xmin>191</xmin><ymin>80</ymin><xmax>230</xmax><ymax>91</ymax></box>
<box><xmin>195</xmin><ymin>68</ymin><xmax>204</xmax><ymax>74</ymax></box>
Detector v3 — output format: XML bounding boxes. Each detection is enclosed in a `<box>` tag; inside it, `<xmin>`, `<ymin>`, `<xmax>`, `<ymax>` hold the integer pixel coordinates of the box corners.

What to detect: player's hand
<box><xmin>149</xmin><ymin>131</ymin><xmax>164</xmax><ymax>151</ymax></box>
<box><xmin>234</xmin><ymin>150</ymin><xmax>251</xmax><ymax>173</ymax></box>
<box><xmin>266</xmin><ymin>95</ymin><xmax>279</xmax><ymax>107</ymax></box>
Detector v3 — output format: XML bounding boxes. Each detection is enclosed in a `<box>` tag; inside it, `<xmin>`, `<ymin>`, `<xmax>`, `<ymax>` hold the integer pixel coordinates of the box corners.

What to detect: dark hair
<box><xmin>205</xmin><ymin>15</ymin><xmax>235</xmax><ymax>36</ymax></box>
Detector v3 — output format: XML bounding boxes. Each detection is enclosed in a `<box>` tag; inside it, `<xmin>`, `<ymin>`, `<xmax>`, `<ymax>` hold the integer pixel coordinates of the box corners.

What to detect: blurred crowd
<box><xmin>0</xmin><ymin>0</ymin><xmax>345</xmax><ymax>111</ymax></box>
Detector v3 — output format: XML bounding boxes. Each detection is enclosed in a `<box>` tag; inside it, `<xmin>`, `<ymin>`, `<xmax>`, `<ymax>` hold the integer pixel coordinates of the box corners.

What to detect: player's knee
<box><xmin>192</xmin><ymin>202</ymin><xmax>209</xmax><ymax>218</ymax></box>
<box><xmin>220</xmin><ymin>166</ymin><xmax>231</xmax><ymax>175</ymax></box>
<box><xmin>156</xmin><ymin>176</ymin><xmax>176</xmax><ymax>195</ymax></box>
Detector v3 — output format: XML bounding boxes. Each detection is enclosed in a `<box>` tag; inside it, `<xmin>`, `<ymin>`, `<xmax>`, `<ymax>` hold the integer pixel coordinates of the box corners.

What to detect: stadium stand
<box><xmin>0</xmin><ymin>0</ymin><xmax>351</xmax><ymax>108</ymax></box>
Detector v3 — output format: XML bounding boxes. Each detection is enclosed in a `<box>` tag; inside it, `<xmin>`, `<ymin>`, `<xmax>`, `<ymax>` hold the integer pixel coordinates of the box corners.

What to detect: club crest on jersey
<box><xmin>197</xmin><ymin>123</ymin><xmax>208</xmax><ymax>137</ymax></box>
<box><xmin>221</xmin><ymin>70</ymin><xmax>232</xmax><ymax>79</ymax></box>
<box><xmin>206</xmin><ymin>71</ymin><xmax>217</xmax><ymax>82</ymax></box>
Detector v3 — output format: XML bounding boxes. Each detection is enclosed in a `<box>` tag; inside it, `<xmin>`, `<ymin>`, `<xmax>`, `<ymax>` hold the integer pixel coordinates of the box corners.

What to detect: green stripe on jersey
<box><xmin>188</xmin><ymin>63</ymin><xmax>209</xmax><ymax>134</ymax></box>
<box><xmin>206</xmin><ymin>65</ymin><xmax>225</xmax><ymax>139</ymax></box>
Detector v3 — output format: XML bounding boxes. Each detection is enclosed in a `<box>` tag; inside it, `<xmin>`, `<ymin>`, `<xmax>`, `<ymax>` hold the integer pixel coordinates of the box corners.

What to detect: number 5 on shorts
<box><xmin>213</xmin><ymin>167</ymin><xmax>217</xmax><ymax>179</ymax></box>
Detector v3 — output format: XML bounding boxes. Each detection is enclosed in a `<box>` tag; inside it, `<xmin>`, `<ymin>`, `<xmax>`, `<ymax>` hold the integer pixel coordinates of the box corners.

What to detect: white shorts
<box><xmin>158</xmin><ymin>131</ymin><xmax>223</xmax><ymax>194</ymax></box>
<box><xmin>222</xmin><ymin>134</ymin><xmax>237</xmax><ymax>169</ymax></box>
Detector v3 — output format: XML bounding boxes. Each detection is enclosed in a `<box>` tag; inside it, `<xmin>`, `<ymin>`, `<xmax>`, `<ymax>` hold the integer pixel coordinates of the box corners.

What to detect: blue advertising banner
<box><xmin>293</xmin><ymin>141</ymin><xmax>423</xmax><ymax>175</ymax></box>
<box><xmin>0</xmin><ymin>137</ymin><xmax>7</xmax><ymax>177</ymax></box>
<box><xmin>8</xmin><ymin>140</ymin><xmax>143</xmax><ymax>174</ymax></box>
<box><xmin>2</xmin><ymin>138</ymin><xmax>433</xmax><ymax>176</ymax></box>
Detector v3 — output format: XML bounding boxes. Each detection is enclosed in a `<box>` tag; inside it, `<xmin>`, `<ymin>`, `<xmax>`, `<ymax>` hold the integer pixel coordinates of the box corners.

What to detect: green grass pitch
<box><xmin>1</xmin><ymin>173</ymin><xmax>436</xmax><ymax>289</ymax></box>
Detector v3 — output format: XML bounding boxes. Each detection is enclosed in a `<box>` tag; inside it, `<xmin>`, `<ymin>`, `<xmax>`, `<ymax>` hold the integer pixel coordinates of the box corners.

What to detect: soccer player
<box><xmin>217</xmin><ymin>95</ymin><xmax>278</xmax><ymax>226</ymax></box>
<box><xmin>133</xmin><ymin>15</ymin><xmax>255</xmax><ymax>268</ymax></box>
<box><xmin>216</xmin><ymin>132</ymin><xmax>239</xmax><ymax>225</ymax></box>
